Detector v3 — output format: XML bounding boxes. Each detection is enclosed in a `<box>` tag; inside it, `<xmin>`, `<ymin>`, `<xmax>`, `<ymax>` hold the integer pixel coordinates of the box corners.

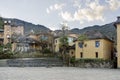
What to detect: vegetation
<box><xmin>0</xmin><ymin>17</ymin><xmax>4</xmax><ymax>29</ymax></box>
<box><xmin>42</xmin><ymin>48</ymin><xmax>52</xmax><ymax>54</ymax></box>
<box><xmin>78</xmin><ymin>34</ymin><xmax>88</xmax><ymax>41</ymax></box>
<box><xmin>13</xmin><ymin>52</ymin><xmax>54</xmax><ymax>58</ymax></box>
<box><xmin>0</xmin><ymin>43</ymin><xmax>13</xmax><ymax>59</ymax></box>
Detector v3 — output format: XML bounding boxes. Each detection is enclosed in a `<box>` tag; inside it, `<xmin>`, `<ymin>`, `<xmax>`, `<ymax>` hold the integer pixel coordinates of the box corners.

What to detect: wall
<box><xmin>75</xmin><ymin>39</ymin><xmax>113</xmax><ymax>60</ymax></box>
<box><xmin>117</xmin><ymin>24</ymin><xmax>120</xmax><ymax>68</ymax></box>
<box><xmin>74</xmin><ymin>60</ymin><xmax>113</xmax><ymax>68</ymax></box>
<box><xmin>69</xmin><ymin>49</ymin><xmax>75</xmax><ymax>57</ymax></box>
<box><xmin>4</xmin><ymin>25</ymin><xmax>12</xmax><ymax>44</ymax></box>
<box><xmin>54</xmin><ymin>38</ymin><xmax>60</xmax><ymax>52</ymax></box>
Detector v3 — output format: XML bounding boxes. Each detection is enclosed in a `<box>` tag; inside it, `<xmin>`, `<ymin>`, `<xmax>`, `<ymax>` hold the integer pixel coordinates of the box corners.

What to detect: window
<box><xmin>95</xmin><ymin>52</ymin><xmax>98</xmax><ymax>58</ymax></box>
<box><xmin>84</xmin><ymin>44</ymin><xmax>87</xmax><ymax>47</ymax></box>
<box><xmin>68</xmin><ymin>37</ymin><xmax>73</xmax><ymax>43</ymax></box>
<box><xmin>71</xmin><ymin>52</ymin><xmax>73</xmax><ymax>55</ymax></box>
<box><xmin>56</xmin><ymin>40</ymin><xmax>57</xmax><ymax>43</ymax></box>
<box><xmin>78</xmin><ymin>43</ymin><xmax>83</xmax><ymax>48</ymax></box>
<box><xmin>41</xmin><ymin>35</ymin><xmax>48</xmax><ymax>40</ymax></box>
<box><xmin>95</xmin><ymin>41</ymin><xmax>100</xmax><ymax>47</ymax></box>
<box><xmin>80</xmin><ymin>52</ymin><xmax>83</xmax><ymax>58</ymax></box>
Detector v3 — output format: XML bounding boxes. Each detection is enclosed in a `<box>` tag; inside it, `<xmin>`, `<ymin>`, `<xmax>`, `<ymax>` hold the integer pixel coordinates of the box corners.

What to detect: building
<box><xmin>54</xmin><ymin>33</ymin><xmax>78</xmax><ymax>55</ymax></box>
<box><xmin>3</xmin><ymin>21</ymin><xmax>24</xmax><ymax>45</ymax></box>
<box><xmin>0</xmin><ymin>29</ymin><xmax>4</xmax><ymax>45</ymax></box>
<box><xmin>12</xmin><ymin>31</ymin><xmax>54</xmax><ymax>52</ymax></box>
<box><xmin>75</xmin><ymin>30</ymin><xmax>113</xmax><ymax>60</ymax></box>
<box><xmin>114</xmin><ymin>17</ymin><xmax>120</xmax><ymax>68</ymax></box>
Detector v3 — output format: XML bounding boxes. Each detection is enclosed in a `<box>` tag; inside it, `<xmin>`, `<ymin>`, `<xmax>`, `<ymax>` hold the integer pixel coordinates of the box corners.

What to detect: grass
<box><xmin>13</xmin><ymin>52</ymin><xmax>55</xmax><ymax>58</ymax></box>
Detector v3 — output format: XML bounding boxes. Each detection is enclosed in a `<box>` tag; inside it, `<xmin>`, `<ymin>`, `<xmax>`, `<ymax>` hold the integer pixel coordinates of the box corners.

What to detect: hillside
<box><xmin>70</xmin><ymin>23</ymin><xmax>116</xmax><ymax>42</ymax></box>
<box><xmin>2</xmin><ymin>17</ymin><xmax>117</xmax><ymax>42</ymax></box>
<box><xmin>3</xmin><ymin>18</ymin><xmax>50</xmax><ymax>34</ymax></box>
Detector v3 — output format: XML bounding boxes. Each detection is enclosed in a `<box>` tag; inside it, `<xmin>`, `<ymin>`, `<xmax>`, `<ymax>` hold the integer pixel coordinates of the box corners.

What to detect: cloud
<box><xmin>46</xmin><ymin>3</ymin><xmax>65</xmax><ymax>13</ymax></box>
<box><xmin>46</xmin><ymin>8</ymin><xmax>50</xmax><ymax>13</ymax></box>
<box><xmin>60</xmin><ymin>0</ymin><xmax>105</xmax><ymax>23</ymax></box>
<box><xmin>73</xmin><ymin>0</ymin><xmax>81</xmax><ymax>8</ymax></box>
<box><xmin>59</xmin><ymin>11</ymin><xmax>74</xmax><ymax>21</ymax></box>
<box><xmin>106</xmin><ymin>0</ymin><xmax>120</xmax><ymax>10</ymax></box>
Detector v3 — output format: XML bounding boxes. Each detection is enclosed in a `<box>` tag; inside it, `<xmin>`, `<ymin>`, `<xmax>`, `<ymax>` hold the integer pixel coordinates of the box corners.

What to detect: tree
<box><xmin>59</xmin><ymin>36</ymin><xmax>69</xmax><ymax>54</ymax></box>
<box><xmin>39</xmin><ymin>36</ymin><xmax>48</xmax><ymax>54</ymax></box>
<box><xmin>59</xmin><ymin>36</ymin><xmax>69</xmax><ymax>63</ymax></box>
<box><xmin>59</xmin><ymin>22</ymin><xmax>69</xmax><ymax>65</ymax></box>
<box><xmin>0</xmin><ymin>17</ymin><xmax>4</xmax><ymax>29</ymax></box>
<box><xmin>78</xmin><ymin>34</ymin><xmax>88</xmax><ymax>42</ymax></box>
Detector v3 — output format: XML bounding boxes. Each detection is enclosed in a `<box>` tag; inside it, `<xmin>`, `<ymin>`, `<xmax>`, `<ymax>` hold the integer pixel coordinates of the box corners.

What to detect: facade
<box><xmin>0</xmin><ymin>29</ymin><xmax>4</xmax><ymax>45</ymax></box>
<box><xmin>114</xmin><ymin>17</ymin><xmax>120</xmax><ymax>68</ymax></box>
<box><xmin>54</xmin><ymin>34</ymin><xmax>78</xmax><ymax>58</ymax></box>
<box><xmin>54</xmin><ymin>37</ymin><xmax>60</xmax><ymax>52</ymax></box>
<box><xmin>75</xmin><ymin>30</ymin><xmax>113</xmax><ymax>60</ymax></box>
<box><xmin>12</xmin><ymin>31</ymin><xmax>54</xmax><ymax>52</ymax></box>
<box><xmin>3</xmin><ymin>21</ymin><xmax>24</xmax><ymax>45</ymax></box>
<box><xmin>75</xmin><ymin>39</ymin><xmax>113</xmax><ymax>60</ymax></box>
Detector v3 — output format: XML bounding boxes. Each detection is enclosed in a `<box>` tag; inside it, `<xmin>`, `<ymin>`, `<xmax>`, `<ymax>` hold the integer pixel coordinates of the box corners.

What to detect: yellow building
<box><xmin>54</xmin><ymin>34</ymin><xmax>78</xmax><ymax>54</ymax></box>
<box><xmin>114</xmin><ymin>17</ymin><xmax>120</xmax><ymax>68</ymax></box>
<box><xmin>75</xmin><ymin>30</ymin><xmax>113</xmax><ymax>60</ymax></box>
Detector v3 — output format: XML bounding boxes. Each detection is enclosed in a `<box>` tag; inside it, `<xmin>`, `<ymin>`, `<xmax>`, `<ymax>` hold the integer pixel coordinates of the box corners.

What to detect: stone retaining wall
<box><xmin>74</xmin><ymin>61</ymin><xmax>114</xmax><ymax>68</ymax></box>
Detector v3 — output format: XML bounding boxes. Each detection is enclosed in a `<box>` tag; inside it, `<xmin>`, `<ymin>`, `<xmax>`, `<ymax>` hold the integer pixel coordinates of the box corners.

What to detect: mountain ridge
<box><xmin>3</xmin><ymin>18</ymin><xmax>117</xmax><ymax>42</ymax></box>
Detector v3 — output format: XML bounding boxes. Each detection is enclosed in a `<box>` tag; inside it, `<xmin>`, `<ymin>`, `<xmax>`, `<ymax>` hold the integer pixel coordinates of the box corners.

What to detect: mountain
<box><xmin>3</xmin><ymin>18</ymin><xmax>50</xmax><ymax>34</ymax></box>
<box><xmin>2</xmin><ymin>17</ymin><xmax>117</xmax><ymax>42</ymax></box>
<box><xmin>55</xmin><ymin>23</ymin><xmax>117</xmax><ymax>42</ymax></box>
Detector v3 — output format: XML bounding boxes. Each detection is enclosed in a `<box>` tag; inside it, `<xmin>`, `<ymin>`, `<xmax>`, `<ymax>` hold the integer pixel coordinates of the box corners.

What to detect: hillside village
<box><xmin>0</xmin><ymin>17</ymin><xmax>120</xmax><ymax>68</ymax></box>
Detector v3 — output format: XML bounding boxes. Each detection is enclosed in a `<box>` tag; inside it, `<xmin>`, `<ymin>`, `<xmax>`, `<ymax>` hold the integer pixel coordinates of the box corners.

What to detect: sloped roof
<box><xmin>84</xmin><ymin>30</ymin><xmax>107</xmax><ymax>39</ymax></box>
<box><xmin>14</xmin><ymin>35</ymin><xmax>39</xmax><ymax>43</ymax></box>
<box><xmin>83</xmin><ymin>30</ymin><xmax>113</xmax><ymax>42</ymax></box>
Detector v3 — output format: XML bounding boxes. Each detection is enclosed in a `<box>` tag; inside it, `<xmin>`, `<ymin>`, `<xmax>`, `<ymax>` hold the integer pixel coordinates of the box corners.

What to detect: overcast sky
<box><xmin>0</xmin><ymin>0</ymin><xmax>120</xmax><ymax>30</ymax></box>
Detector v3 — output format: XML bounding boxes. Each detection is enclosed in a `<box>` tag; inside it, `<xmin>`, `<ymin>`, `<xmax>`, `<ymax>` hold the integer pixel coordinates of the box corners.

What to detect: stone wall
<box><xmin>73</xmin><ymin>59</ymin><xmax>114</xmax><ymax>68</ymax></box>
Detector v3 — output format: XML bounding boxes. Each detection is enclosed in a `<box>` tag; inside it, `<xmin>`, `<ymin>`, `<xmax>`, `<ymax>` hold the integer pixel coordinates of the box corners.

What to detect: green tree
<box><xmin>0</xmin><ymin>17</ymin><xmax>4</xmax><ymax>29</ymax></box>
<box><xmin>78</xmin><ymin>34</ymin><xmax>88</xmax><ymax>41</ymax></box>
<box><xmin>59</xmin><ymin>22</ymin><xmax>70</xmax><ymax>66</ymax></box>
<box><xmin>59</xmin><ymin>36</ymin><xmax>69</xmax><ymax>63</ymax></box>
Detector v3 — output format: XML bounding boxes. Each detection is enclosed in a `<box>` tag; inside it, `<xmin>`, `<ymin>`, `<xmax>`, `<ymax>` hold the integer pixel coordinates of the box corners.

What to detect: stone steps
<box><xmin>0</xmin><ymin>58</ymin><xmax>63</xmax><ymax>67</ymax></box>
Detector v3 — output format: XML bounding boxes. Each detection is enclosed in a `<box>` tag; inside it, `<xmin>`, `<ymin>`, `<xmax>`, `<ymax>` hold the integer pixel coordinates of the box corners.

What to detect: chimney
<box><xmin>117</xmin><ymin>16</ymin><xmax>120</xmax><ymax>21</ymax></box>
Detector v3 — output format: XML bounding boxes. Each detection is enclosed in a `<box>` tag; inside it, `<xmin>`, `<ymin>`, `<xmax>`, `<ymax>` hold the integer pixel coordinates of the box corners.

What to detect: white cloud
<box><xmin>60</xmin><ymin>11</ymin><xmax>74</xmax><ymax>21</ymax></box>
<box><xmin>106</xmin><ymin>0</ymin><xmax>120</xmax><ymax>10</ymax></box>
<box><xmin>59</xmin><ymin>0</ymin><xmax>105</xmax><ymax>23</ymax></box>
<box><xmin>46</xmin><ymin>8</ymin><xmax>50</xmax><ymax>13</ymax></box>
<box><xmin>46</xmin><ymin>3</ymin><xmax>65</xmax><ymax>13</ymax></box>
<box><xmin>73</xmin><ymin>0</ymin><xmax>81</xmax><ymax>8</ymax></box>
<box><xmin>50</xmin><ymin>6</ymin><xmax>53</xmax><ymax>10</ymax></box>
<box><xmin>54</xmin><ymin>4</ymin><xmax>65</xmax><ymax>10</ymax></box>
<box><xmin>72</xmin><ymin>0</ymin><xmax>105</xmax><ymax>23</ymax></box>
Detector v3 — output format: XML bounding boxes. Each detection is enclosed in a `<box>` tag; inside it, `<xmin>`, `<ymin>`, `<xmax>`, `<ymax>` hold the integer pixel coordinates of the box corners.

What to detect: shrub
<box><xmin>70</xmin><ymin>56</ymin><xmax>75</xmax><ymax>64</ymax></box>
<box><xmin>42</xmin><ymin>48</ymin><xmax>51</xmax><ymax>54</ymax></box>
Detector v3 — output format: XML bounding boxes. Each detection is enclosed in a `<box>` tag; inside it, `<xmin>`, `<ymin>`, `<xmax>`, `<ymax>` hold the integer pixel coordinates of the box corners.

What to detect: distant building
<box><xmin>12</xmin><ymin>31</ymin><xmax>54</xmax><ymax>52</ymax></box>
<box><xmin>3</xmin><ymin>20</ymin><xmax>24</xmax><ymax>45</ymax></box>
